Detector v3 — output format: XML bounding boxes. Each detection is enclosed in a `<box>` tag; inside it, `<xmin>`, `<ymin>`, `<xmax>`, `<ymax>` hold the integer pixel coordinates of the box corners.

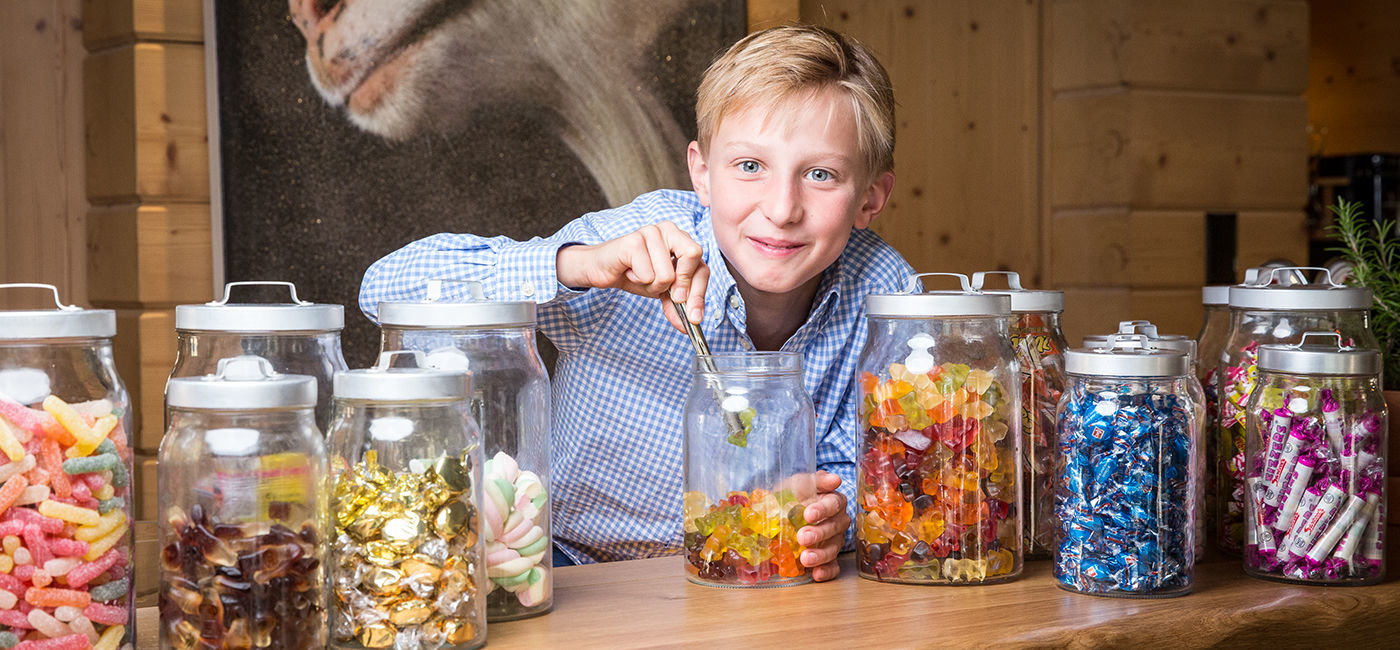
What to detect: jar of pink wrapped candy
<box><xmin>1243</xmin><ymin>332</ymin><xmax>1387</xmax><ymax>585</ymax></box>
<box><xmin>0</xmin><ymin>284</ymin><xmax>135</xmax><ymax>649</ymax></box>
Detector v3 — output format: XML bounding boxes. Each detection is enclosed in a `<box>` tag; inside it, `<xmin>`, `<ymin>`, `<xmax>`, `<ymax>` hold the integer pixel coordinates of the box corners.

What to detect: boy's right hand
<box><xmin>556</xmin><ymin>221</ymin><xmax>709</xmax><ymax>331</ymax></box>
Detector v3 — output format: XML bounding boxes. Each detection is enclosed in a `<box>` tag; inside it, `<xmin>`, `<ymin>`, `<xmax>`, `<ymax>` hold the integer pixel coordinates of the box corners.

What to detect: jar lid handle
<box><xmin>1095</xmin><ymin>333</ymin><xmax>1152</xmax><ymax>352</ymax></box>
<box><xmin>373</xmin><ymin>350</ymin><xmax>431</xmax><ymax>371</ymax></box>
<box><xmin>1294</xmin><ymin>331</ymin><xmax>1349</xmax><ymax>351</ymax></box>
<box><xmin>209</xmin><ymin>281</ymin><xmax>312</xmax><ymax>306</ymax></box>
<box><xmin>969</xmin><ymin>271</ymin><xmax>1024</xmax><ymax>291</ymax></box>
<box><xmin>0</xmin><ymin>283</ymin><xmax>80</xmax><ymax>311</ymax></box>
<box><xmin>1245</xmin><ymin>266</ymin><xmax>1340</xmax><ymax>288</ymax></box>
<box><xmin>1115</xmin><ymin>320</ymin><xmax>1159</xmax><ymax>338</ymax></box>
<box><xmin>905</xmin><ymin>272</ymin><xmax>975</xmax><ymax>294</ymax></box>
<box><xmin>425</xmin><ymin>279</ymin><xmax>486</xmax><ymax>302</ymax></box>
<box><xmin>212</xmin><ymin>355</ymin><xmax>280</xmax><ymax>381</ymax></box>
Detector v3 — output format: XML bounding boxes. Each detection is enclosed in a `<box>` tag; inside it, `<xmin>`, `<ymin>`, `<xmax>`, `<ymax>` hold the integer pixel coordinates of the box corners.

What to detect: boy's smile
<box><xmin>688</xmin><ymin>86</ymin><xmax>894</xmax><ymax>308</ymax></box>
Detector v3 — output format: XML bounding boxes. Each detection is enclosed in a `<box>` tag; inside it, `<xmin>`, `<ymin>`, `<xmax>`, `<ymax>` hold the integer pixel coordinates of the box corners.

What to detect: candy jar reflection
<box><xmin>159</xmin><ymin>356</ymin><xmax>328</xmax><ymax>649</ymax></box>
<box><xmin>326</xmin><ymin>352</ymin><xmax>487</xmax><ymax>649</ymax></box>
<box><xmin>682</xmin><ymin>352</ymin><xmax>815</xmax><ymax>587</ymax></box>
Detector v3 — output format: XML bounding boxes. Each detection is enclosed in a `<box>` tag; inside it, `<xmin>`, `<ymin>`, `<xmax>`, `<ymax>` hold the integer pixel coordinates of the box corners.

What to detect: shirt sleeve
<box><xmin>817</xmin><ymin>390</ymin><xmax>860</xmax><ymax>552</ymax></box>
<box><xmin>357</xmin><ymin>215</ymin><xmax>613</xmax><ymax>353</ymax></box>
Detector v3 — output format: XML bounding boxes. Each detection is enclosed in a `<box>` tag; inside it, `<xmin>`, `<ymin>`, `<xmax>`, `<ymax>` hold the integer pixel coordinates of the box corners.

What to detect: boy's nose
<box><xmin>762</xmin><ymin>177</ymin><xmax>803</xmax><ymax>226</ymax></box>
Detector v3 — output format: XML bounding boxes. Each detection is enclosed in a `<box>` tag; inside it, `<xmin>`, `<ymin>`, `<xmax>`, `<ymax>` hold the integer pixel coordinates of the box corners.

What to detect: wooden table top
<box><xmin>135</xmin><ymin>546</ymin><xmax>1400</xmax><ymax>648</ymax></box>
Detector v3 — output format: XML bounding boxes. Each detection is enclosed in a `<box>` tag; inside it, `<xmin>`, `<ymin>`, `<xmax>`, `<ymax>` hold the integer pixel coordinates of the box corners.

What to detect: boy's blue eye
<box><xmin>807</xmin><ymin>168</ymin><xmax>833</xmax><ymax>182</ymax></box>
<box><xmin>739</xmin><ymin>161</ymin><xmax>761</xmax><ymax>174</ymax></box>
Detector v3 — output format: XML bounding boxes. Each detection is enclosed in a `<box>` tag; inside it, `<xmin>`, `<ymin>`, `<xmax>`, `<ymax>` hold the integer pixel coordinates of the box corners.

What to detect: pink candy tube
<box><xmin>1331</xmin><ymin>492</ymin><xmax>1380</xmax><ymax>566</ymax></box>
<box><xmin>1305</xmin><ymin>494</ymin><xmax>1365</xmax><ymax>563</ymax></box>
<box><xmin>1264</xmin><ymin>425</ymin><xmax>1312</xmax><ymax>506</ymax></box>
<box><xmin>1282</xmin><ymin>483</ymin><xmax>1347</xmax><ymax>561</ymax></box>
<box><xmin>1273</xmin><ymin>455</ymin><xmax>1318</xmax><ymax>533</ymax></box>
<box><xmin>1320</xmin><ymin>389</ymin><xmax>1344</xmax><ymax>455</ymax></box>
<box><xmin>1361</xmin><ymin>499</ymin><xmax>1385</xmax><ymax>568</ymax></box>
<box><xmin>1262</xmin><ymin>407</ymin><xmax>1293</xmax><ymax>481</ymax></box>
<box><xmin>1247</xmin><ymin>478</ymin><xmax>1277</xmax><ymax>554</ymax></box>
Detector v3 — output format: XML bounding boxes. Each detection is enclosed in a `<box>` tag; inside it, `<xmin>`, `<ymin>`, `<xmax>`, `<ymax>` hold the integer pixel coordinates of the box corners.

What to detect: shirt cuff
<box><xmin>492</xmin><ymin>238</ymin><xmax>588</xmax><ymax>303</ymax></box>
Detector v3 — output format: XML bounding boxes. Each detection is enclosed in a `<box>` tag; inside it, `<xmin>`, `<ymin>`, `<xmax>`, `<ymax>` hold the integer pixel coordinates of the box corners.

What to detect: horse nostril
<box><xmin>315</xmin><ymin>0</ymin><xmax>338</xmax><ymax>14</ymax></box>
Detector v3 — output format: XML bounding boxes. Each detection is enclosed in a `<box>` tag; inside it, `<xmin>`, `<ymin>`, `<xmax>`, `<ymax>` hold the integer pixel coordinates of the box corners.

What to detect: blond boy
<box><xmin>360</xmin><ymin>25</ymin><xmax>912</xmax><ymax>580</ymax></box>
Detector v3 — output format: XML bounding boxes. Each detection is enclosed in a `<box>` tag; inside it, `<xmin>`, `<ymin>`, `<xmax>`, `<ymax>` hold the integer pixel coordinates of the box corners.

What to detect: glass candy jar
<box><xmin>160</xmin><ymin>356</ymin><xmax>328</xmax><ymax>648</ymax></box>
<box><xmin>1083</xmin><ymin>320</ymin><xmax>1198</xmax><ymax>370</ymax></box>
<box><xmin>682</xmin><ymin>352</ymin><xmax>815</xmax><ymax>588</ymax></box>
<box><xmin>326</xmin><ymin>351</ymin><xmax>486</xmax><ymax>648</ymax></box>
<box><xmin>1242</xmin><ymin>333</ymin><xmax>1387</xmax><ymax>585</ymax></box>
<box><xmin>171</xmin><ymin>281</ymin><xmax>347</xmax><ymax>432</ymax></box>
<box><xmin>1056</xmin><ymin>336</ymin><xmax>1203</xmax><ymax>598</ymax></box>
<box><xmin>1198</xmin><ymin>285</ymin><xmax>1232</xmax><ymax>545</ymax></box>
<box><xmin>1217</xmin><ymin>267</ymin><xmax>1377</xmax><ymax>554</ymax></box>
<box><xmin>0</xmin><ymin>284</ymin><xmax>135</xmax><ymax>648</ymax></box>
<box><xmin>378</xmin><ymin>280</ymin><xmax>552</xmax><ymax>619</ymax></box>
<box><xmin>857</xmin><ymin>273</ymin><xmax>1021</xmax><ymax>585</ymax></box>
<box><xmin>971</xmin><ymin>271</ymin><xmax>1065</xmax><ymax>558</ymax></box>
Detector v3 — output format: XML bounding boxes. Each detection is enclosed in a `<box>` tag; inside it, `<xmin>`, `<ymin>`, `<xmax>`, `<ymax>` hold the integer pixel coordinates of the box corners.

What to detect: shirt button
<box><xmin>521</xmin><ymin>282</ymin><xmax>535</xmax><ymax>297</ymax></box>
<box><xmin>740</xmin><ymin>339</ymin><xmax>753</xmax><ymax>350</ymax></box>
<box><xmin>729</xmin><ymin>295</ymin><xmax>741</xmax><ymax>309</ymax></box>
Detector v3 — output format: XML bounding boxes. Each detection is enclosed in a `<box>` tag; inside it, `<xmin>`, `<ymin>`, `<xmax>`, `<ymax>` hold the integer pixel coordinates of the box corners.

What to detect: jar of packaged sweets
<box><xmin>160</xmin><ymin>356</ymin><xmax>327</xmax><ymax>648</ymax></box>
<box><xmin>1217</xmin><ymin>267</ymin><xmax>1377</xmax><ymax>554</ymax></box>
<box><xmin>857</xmin><ymin>273</ymin><xmax>1021</xmax><ymax>584</ymax></box>
<box><xmin>1198</xmin><ymin>285</ymin><xmax>1232</xmax><ymax>544</ymax></box>
<box><xmin>682</xmin><ymin>352</ymin><xmax>815</xmax><ymax>587</ymax></box>
<box><xmin>1242</xmin><ymin>333</ymin><xmax>1386</xmax><ymax>585</ymax></box>
<box><xmin>327</xmin><ymin>351</ymin><xmax>486</xmax><ymax>648</ymax></box>
<box><xmin>378</xmin><ymin>280</ymin><xmax>551</xmax><ymax>619</ymax></box>
<box><xmin>970</xmin><ymin>271</ymin><xmax>1065</xmax><ymax>558</ymax></box>
<box><xmin>1056</xmin><ymin>336</ymin><xmax>1203</xmax><ymax>597</ymax></box>
<box><xmin>0</xmin><ymin>284</ymin><xmax>134</xmax><ymax>648</ymax></box>
<box><xmin>171</xmin><ymin>281</ymin><xmax>347</xmax><ymax>432</ymax></box>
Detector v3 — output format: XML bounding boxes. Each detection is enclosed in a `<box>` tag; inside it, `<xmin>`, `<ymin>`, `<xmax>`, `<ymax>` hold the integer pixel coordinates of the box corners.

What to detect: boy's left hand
<box><xmin>797</xmin><ymin>470</ymin><xmax>849</xmax><ymax>582</ymax></box>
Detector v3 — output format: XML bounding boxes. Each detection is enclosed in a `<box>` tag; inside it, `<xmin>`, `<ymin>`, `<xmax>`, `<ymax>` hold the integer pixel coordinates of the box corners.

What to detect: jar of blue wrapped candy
<box><xmin>1242</xmin><ymin>332</ymin><xmax>1387</xmax><ymax>585</ymax></box>
<box><xmin>1055</xmin><ymin>335</ymin><xmax>1204</xmax><ymax>598</ymax></box>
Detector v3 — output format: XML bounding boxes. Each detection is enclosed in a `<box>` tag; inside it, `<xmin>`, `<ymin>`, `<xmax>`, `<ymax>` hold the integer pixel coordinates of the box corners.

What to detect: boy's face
<box><xmin>687</xmin><ymin>87</ymin><xmax>895</xmax><ymax>300</ymax></box>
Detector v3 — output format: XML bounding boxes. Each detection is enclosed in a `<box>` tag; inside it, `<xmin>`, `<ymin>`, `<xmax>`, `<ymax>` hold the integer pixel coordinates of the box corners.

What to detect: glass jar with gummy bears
<box><xmin>857</xmin><ymin>273</ymin><xmax>1022</xmax><ymax>585</ymax></box>
<box><xmin>1216</xmin><ymin>268</ymin><xmax>1377</xmax><ymax>555</ymax></box>
<box><xmin>970</xmin><ymin>271</ymin><xmax>1065</xmax><ymax>559</ymax></box>
<box><xmin>1242</xmin><ymin>333</ymin><xmax>1387</xmax><ymax>585</ymax></box>
<box><xmin>160</xmin><ymin>356</ymin><xmax>328</xmax><ymax>649</ymax></box>
<box><xmin>0</xmin><ymin>284</ymin><xmax>135</xmax><ymax>649</ymax></box>
<box><xmin>326</xmin><ymin>351</ymin><xmax>487</xmax><ymax>648</ymax></box>
<box><xmin>682</xmin><ymin>352</ymin><xmax>815</xmax><ymax>588</ymax></box>
<box><xmin>378</xmin><ymin>280</ymin><xmax>552</xmax><ymax>619</ymax></box>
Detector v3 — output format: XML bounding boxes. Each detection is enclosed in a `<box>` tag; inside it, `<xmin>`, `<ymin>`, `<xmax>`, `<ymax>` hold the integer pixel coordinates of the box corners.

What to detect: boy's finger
<box><xmin>814</xmin><ymin>469</ymin><xmax>842</xmax><ymax>493</ymax></box>
<box><xmin>799</xmin><ymin>543</ymin><xmax>839</xmax><ymax>568</ymax></box>
<box><xmin>686</xmin><ymin>264</ymin><xmax>710</xmax><ymax>324</ymax></box>
<box><xmin>624</xmin><ymin>234</ymin><xmax>656</xmax><ymax>289</ymax></box>
<box><xmin>639</xmin><ymin>227</ymin><xmax>675</xmax><ymax>294</ymax></box>
<box><xmin>661</xmin><ymin>298</ymin><xmax>688</xmax><ymax>334</ymax></box>
<box><xmin>797</xmin><ymin>509</ymin><xmax>849</xmax><ymax>550</ymax></box>
<box><xmin>670</xmin><ymin>250</ymin><xmax>702</xmax><ymax>304</ymax></box>
<box><xmin>811</xmin><ymin>562</ymin><xmax>841</xmax><ymax>582</ymax></box>
<box><xmin>803</xmin><ymin>491</ymin><xmax>845</xmax><ymax>526</ymax></box>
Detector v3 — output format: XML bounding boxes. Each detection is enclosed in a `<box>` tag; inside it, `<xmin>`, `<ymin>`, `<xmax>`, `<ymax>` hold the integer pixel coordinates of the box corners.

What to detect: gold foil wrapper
<box><xmin>332</xmin><ymin>450</ymin><xmax>483</xmax><ymax>648</ymax></box>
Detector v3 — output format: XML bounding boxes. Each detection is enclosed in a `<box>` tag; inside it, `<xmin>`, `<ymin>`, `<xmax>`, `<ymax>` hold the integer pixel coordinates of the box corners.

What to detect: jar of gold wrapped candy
<box><xmin>160</xmin><ymin>355</ymin><xmax>328</xmax><ymax>649</ymax></box>
<box><xmin>326</xmin><ymin>351</ymin><xmax>486</xmax><ymax>649</ymax></box>
<box><xmin>379</xmin><ymin>280</ymin><xmax>552</xmax><ymax>620</ymax></box>
<box><xmin>857</xmin><ymin>273</ymin><xmax>1022</xmax><ymax>585</ymax></box>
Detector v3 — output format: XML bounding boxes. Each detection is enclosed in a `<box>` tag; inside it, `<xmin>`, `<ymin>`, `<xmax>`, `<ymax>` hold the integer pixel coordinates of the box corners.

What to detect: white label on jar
<box><xmin>1278</xmin><ymin>485</ymin><xmax>1323</xmax><ymax>550</ymax></box>
<box><xmin>1283</xmin><ymin>484</ymin><xmax>1346</xmax><ymax>561</ymax></box>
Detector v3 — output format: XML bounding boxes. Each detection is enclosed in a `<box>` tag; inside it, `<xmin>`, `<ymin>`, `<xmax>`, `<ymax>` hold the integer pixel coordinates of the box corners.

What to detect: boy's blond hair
<box><xmin>696</xmin><ymin>25</ymin><xmax>895</xmax><ymax>176</ymax></box>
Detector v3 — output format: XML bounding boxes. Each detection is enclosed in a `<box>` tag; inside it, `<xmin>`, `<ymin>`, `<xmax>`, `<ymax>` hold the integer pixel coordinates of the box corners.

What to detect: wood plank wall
<box><xmin>1307</xmin><ymin>0</ymin><xmax>1400</xmax><ymax>155</ymax></box>
<box><xmin>0</xmin><ymin>0</ymin><xmax>87</xmax><ymax>310</ymax></box>
<box><xmin>82</xmin><ymin>0</ymin><xmax>211</xmax><ymax>519</ymax></box>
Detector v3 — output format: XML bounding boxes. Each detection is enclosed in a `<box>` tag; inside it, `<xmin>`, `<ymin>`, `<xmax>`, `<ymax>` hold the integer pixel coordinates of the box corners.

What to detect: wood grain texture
<box><xmin>1051</xmin><ymin>0</ymin><xmax>1308</xmax><ymax>94</ymax></box>
<box><xmin>1051</xmin><ymin>89</ymin><xmax>1308</xmax><ymax>211</ymax></box>
<box><xmin>0</xmin><ymin>0</ymin><xmax>89</xmax><ymax>308</ymax></box>
<box><xmin>1235</xmin><ymin>210</ymin><xmax>1309</xmax><ymax>271</ymax></box>
<box><xmin>1050</xmin><ymin>210</ymin><xmax>1206</xmax><ymax>288</ymax></box>
<box><xmin>81</xmin><ymin>0</ymin><xmax>203</xmax><ymax>51</ymax></box>
<box><xmin>747</xmin><ymin>0</ymin><xmax>799</xmax><ymax>30</ymax></box>
<box><xmin>131</xmin><ymin>544</ymin><xmax>1400</xmax><ymax>649</ymax></box>
<box><xmin>1306</xmin><ymin>0</ymin><xmax>1400</xmax><ymax>156</ymax></box>
<box><xmin>803</xmin><ymin>0</ymin><xmax>1042</xmax><ymax>283</ymax></box>
<box><xmin>87</xmin><ymin>202</ymin><xmax>214</xmax><ymax>307</ymax></box>
<box><xmin>113</xmin><ymin>308</ymin><xmax>176</xmax><ymax>454</ymax></box>
<box><xmin>1061</xmin><ymin>287</ymin><xmax>1202</xmax><ymax>345</ymax></box>
<box><xmin>84</xmin><ymin>42</ymin><xmax>209</xmax><ymax>203</ymax></box>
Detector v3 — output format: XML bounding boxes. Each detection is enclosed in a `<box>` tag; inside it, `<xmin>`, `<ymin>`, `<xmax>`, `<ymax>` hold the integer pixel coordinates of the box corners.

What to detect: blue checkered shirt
<box><xmin>359</xmin><ymin>190</ymin><xmax>914</xmax><ymax>563</ymax></box>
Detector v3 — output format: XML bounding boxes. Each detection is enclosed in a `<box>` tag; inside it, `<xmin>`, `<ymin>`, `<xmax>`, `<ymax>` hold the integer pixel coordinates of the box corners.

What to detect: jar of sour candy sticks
<box><xmin>857</xmin><ymin>273</ymin><xmax>1022</xmax><ymax>585</ymax></box>
<box><xmin>0</xmin><ymin>284</ymin><xmax>134</xmax><ymax>649</ymax></box>
<box><xmin>682</xmin><ymin>352</ymin><xmax>815</xmax><ymax>588</ymax></box>
<box><xmin>1243</xmin><ymin>333</ymin><xmax>1387</xmax><ymax>585</ymax></box>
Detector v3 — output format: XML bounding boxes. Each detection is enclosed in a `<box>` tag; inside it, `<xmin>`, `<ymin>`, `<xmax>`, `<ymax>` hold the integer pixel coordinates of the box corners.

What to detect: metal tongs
<box><xmin>671</xmin><ymin>299</ymin><xmax>750</xmax><ymax>446</ymax></box>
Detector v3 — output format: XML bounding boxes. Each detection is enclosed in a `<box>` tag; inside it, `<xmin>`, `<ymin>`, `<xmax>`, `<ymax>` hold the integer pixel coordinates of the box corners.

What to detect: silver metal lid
<box><xmin>0</xmin><ymin>284</ymin><xmax>114</xmax><ymax>340</ymax></box>
<box><xmin>1066</xmin><ymin>334</ymin><xmax>1192</xmax><ymax>377</ymax></box>
<box><xmin>1202</xmin><ymin>285</ymin><xmax>1231</xmax><ymax>305</ymax></box>
<box><xmin>166</xmin><ymin>355</ymin><xmax>317</xmax><ymax>410</ymax></box>
<box><xmin>969</xmin><ymin>271</ymin><xmax>1063</xmax><ymax>313</ymax></box>
<box><xmin>378</xmin><ymin>279</ymin><xmax>535</xmax><ymax>328</ymax></box>
<box><xmin>176</xmin><ymin>282</ymin><xmax>344</xmax><ymax>332</ymax></box>
<box><xmin>1258</xmin><ymin>332</ymin><xmax>1381</xmax><ymax>376</ymax></box>
<box><xmin>334</xmin><ymin>351</ymin><xmax>471</xmax><ymax>401</ymax></box>
<box><xmin>866</xmin><ymin>273</ymin><xmax>1011</xmax><ymax>318</ymax></box>
<box><xmin>1082</xmin><ymin>321</ymin><xmax>1197</xmax><ymax>361</ymax></box>
<box><xmin>1228</xmin><ymin>267</ymin><xmax>1371</xmax><ymax>310</ymax></box>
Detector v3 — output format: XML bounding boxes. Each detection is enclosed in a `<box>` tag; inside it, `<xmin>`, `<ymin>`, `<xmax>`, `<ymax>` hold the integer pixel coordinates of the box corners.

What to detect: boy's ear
<box><xmin>687</xmin><ymin>141</ymin><xmax>712</xmax><ymax>206</ymax></box>
<box><xmin>854</xmin><ymin>170</ymin><xmax>896</xmax><ymax>229</ymax></box>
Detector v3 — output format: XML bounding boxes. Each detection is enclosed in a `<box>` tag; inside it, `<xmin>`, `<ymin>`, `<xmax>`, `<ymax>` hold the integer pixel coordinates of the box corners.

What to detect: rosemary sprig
<box><xmin>1327</xmin><ymin>198</ymin><xmax>1400</xmax><ymax>389</ymax></box>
